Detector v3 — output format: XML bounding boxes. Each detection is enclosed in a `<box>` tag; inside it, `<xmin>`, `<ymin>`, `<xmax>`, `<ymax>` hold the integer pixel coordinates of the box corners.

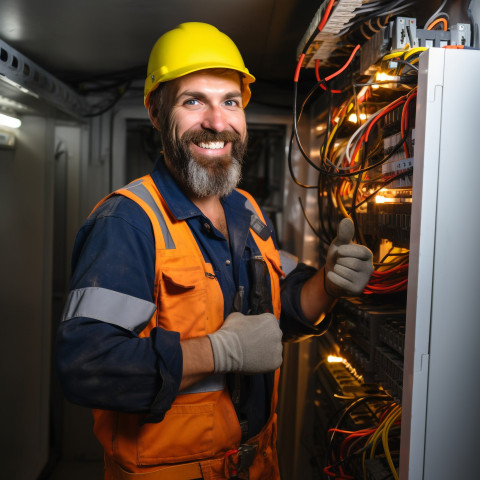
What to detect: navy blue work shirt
<box><xmin>56</xmin><ymin>158</ymin><xmax>326</xmax><ymax>437</ymax></box>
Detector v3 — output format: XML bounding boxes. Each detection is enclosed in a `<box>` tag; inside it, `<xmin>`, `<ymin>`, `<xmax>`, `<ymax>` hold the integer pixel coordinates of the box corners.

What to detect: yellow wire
<box><xmin>382</xmin><ymin>407</ymin><xmax>402</xmax><ymax>480</ymax></box>
<box><xmin>369</xmin><ymin>405</ymin><xmax>401</xmax><ymax>460</ymax></box>
<box><xmin>382</xmin><ymin>50</ymin><xmax>406</xmax><ymax>61</ymax></box>
<box><xmin>335</xmin><ymin>182</ymin><xmax>351</xmax><ymax>219</ymax></box>
<box><xmin>404</xmin><ymin>47</ymin><xmax>428</xmax><ymax>61</ymax></box>
<box><xmin>325</xmin><ymin>100</ymin><xmax>353</xmax><ymax>159</ymax></box>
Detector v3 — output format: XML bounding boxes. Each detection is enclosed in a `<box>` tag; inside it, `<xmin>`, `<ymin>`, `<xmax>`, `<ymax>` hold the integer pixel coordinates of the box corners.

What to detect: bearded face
<box><xmin>162</xmin><ymin>127</ymin><xmax>247</xmax><ymax>198</ymax></box>
<box><xmin>150</xmin><ymin>70</ymin><xmax>248</xmax><ymax>199</ymax></box>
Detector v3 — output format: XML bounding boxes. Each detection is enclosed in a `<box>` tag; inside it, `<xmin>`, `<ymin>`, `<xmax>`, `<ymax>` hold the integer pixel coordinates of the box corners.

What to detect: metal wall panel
<box><xmin>400</xmin><ymin>47</ymin><xmax>480</xmax><ymax>479</ymax></box>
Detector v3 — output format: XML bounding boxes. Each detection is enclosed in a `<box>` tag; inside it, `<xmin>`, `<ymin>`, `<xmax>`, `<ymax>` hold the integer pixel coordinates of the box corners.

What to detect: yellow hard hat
<box><xmin>144</xmin><ymin>22</ymin><xmax>255</xmax><ymax>108</ymax></box>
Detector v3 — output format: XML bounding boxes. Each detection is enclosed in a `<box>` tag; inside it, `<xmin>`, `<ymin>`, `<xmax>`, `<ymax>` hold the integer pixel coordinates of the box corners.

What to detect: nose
<box><xmin>200</xmin><ymin>105</ymin><xmax>228</xmax><ymax>132</ymax></box>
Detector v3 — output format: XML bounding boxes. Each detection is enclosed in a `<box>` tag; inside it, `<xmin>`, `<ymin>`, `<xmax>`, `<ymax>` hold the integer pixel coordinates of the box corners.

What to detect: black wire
<box><xmin>292</xmin><ymin>81</ymin><xmax>411</xmax><ymax>179</ymax></box>
<box><xmin>327</xmin><ymin>130</ymin><xmax>408</xmax><ymax>178</ymax></box>
<box><xmin>299</xmin><ymin>196</ymin><xmax>322</xmax><ymax>238</ymax></box>
<box><xmin>394</xmin><ymin>58</ymin><xmax>419</xmax><ymax>72</ymax></box>
<box><xmin>83</xmin><ymin>80</ymin><xmax>132</xmax><ymax>117</ymax></box>
<box><xmin>317</xmin><ymin>89</ymin><xmax>336</xmax><ymax>247</ymax></box>
<box><xmin>353</xmin><ymin>170</ymin><xmax>411</xmax><ymax>210</ymax></box>
<box><xmin>293</xmin><ymin>80</ymin><xmax>328</xmax><ymax>172</ymax></box>
<box><xmin>317</xmin><ymin>172</ymin><xmax>335</xmax><ymax>248</ymax></box>
<box><xmin>323</xmin><ymin>394</ymin><xmax>393</xmax><ymax>479</ymax></box>
<box><xmin>287</xmin><ymin>127</ymin><xmax>318</xmax><ymax>189</ymax></box>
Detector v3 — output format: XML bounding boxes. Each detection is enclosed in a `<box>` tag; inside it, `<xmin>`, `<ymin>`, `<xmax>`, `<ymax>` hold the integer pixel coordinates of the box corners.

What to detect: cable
<box><xmin>318</xmin><ymin>0</ymin><xmax>337</xmax><ymax>33</ymax></box>
<box><xmin>83</xmin><ymin>80</ymin><xmax>132</xmax><ymax>117</ymax></box>
<box><xmin>299</xmin><ymin>0</ymin><xmax>336</xmax><ymax>58</ymax></box>
<box><xmin>291</xmin><ymin>44</ymin><xmax>362</xmax><ymax>179</ymax></box>
<box><xmin>427</xmin><ymin>17</ymin><xmax>448</xmax><ymax>30</ymax></box>
<box><xmin>424</xmin><ymin>0</ymin><xmax>448</xmax><ymax>29</ymax></box>
<box><xmin>325</xmin><ymin>394</ymin><xmax>392</xmax><ymax>478</ymax></box>
<box><xmin>324</xmin><ymin>45</ymin><xmax>361</xmax><ymax>83</ymax></box>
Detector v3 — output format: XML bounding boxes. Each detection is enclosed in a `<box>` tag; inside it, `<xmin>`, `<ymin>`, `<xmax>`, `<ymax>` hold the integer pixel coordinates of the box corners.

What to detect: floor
<box><xmin>45</xmin><ymin>460</ymin><xmax>104</xmax><ymax>480</ymax></box>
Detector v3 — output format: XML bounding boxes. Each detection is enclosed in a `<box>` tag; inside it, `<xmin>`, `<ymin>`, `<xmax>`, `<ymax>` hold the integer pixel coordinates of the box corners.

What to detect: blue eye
<box><xmin>184</xmin><ymin>99</ymin><xmax>200</xmax><ymax>106</ymax></box>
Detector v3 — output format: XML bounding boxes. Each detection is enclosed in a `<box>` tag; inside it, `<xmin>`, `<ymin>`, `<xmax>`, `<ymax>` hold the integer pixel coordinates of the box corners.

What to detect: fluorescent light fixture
<box><xmin>0</xmin><ymin>113</ymin><xmax>21</xmax><ymax>129</ymax></box>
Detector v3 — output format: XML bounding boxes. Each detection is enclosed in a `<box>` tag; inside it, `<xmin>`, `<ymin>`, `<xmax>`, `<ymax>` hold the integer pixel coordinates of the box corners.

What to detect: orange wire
<box><xmin>427</xmin><ymin>18</ymin><xmax>447</xmax><ymax>30</ymax></box>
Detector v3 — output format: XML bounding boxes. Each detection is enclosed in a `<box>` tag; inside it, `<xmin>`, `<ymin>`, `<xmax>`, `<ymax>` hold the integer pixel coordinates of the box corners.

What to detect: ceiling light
<box><xmin>0</xmin><ymin>112</ymin><xmax>21</xmax><ymax>129</ymax></box>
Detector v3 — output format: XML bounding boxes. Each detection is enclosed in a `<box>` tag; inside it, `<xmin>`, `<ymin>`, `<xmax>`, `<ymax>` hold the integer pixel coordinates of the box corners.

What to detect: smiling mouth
<box><xmin>196</xmin><ymin>141</ymin><xmax>226</xmax><ymax>150</ymax></box>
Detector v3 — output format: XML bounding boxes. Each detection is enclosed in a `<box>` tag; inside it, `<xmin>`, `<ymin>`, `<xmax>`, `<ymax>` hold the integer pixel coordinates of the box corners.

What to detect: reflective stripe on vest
<box><xmin>178</xmin><ymin>373</ymin><xmax>226</xmax><ymax>395</ymax></box>
<box><xmin>122</xmin><ymin>179</ymin><xmax>175</xmax><ymax>250</ymax></box>
<box><xmin>61</xmin><ymin>287</ymin><xmax>157</xmax><ymax>331</ymax></box>
<box><xmin>92</xmin><ymin>175</ymin><xmax>281</xmax><ymax>476</ymax></box>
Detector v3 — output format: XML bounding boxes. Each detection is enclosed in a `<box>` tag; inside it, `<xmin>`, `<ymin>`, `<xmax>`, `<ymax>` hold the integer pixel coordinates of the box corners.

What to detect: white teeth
<box><xmin>198</xmin><ymin>141</ymin><xmax>225</xmax><ymax>149</ymax></box>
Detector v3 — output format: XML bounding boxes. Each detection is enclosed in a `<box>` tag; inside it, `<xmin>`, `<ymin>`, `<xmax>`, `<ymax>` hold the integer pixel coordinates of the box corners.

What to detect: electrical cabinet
<box><xmin>400</xmin><ymin>46</ymin><xmax>480</xmax><ymax>480</ymax></box>
<box><xmin>296</xmin><ymin>45</ymin><xmax>480</xmax><ymax>480</ymax></box>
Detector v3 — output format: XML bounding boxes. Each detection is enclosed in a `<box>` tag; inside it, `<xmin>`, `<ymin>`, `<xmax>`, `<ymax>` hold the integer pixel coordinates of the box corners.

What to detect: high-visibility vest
<box><xmin>91</xmin><ymin>174</ymin><xmax>283</xmax><ymax>480</ymax></box>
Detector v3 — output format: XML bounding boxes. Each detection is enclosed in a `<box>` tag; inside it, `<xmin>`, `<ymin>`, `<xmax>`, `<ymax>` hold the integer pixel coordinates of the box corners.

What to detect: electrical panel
<box><xmin>290</xmin><ymin>1</ymin><xmax>480</xmax><ymax>479</ymax></box>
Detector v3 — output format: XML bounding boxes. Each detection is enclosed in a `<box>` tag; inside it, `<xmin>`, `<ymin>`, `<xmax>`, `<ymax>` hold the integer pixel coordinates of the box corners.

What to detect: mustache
<box><xmin>180</xmin><ymin>129</ymin><xmax>243</xmax><ymax>144</ymax></box>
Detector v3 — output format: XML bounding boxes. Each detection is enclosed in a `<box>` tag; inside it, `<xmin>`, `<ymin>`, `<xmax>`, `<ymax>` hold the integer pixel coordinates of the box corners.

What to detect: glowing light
<box><xmin>347</xmin><ymin>113</ymin><xmax>367</xmax><ymax>123</ymax></box>
<box><xmin>374</xmin><ymin>72</ymin><xmax>401</xmax><ymax>88</ymax></box>
<box><xmin>327</xmin><ymin>355</ymin><xmax>344</xmax><ymax>363</ymax></box>
<box><xmin>0</xmin><ymin>113</ymin><xmax>21</xmax><ymax>129</ymax></box>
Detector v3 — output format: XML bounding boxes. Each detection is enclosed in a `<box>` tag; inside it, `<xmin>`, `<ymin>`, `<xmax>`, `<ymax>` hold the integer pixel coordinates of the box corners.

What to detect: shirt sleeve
<box><xmin>279</xmin><ymin>262</ymin><xmax>332</xmax><ymax>342</ymax></box>
<box><xmin>55</xmin><ymin>195</ymin><xmax>183</xmax><ymax>423</ymax></box>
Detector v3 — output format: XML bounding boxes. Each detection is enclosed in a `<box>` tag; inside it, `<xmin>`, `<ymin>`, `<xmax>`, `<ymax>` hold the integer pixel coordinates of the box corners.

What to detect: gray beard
<box><xmin>162</xmin><ymin>126</ymin><xmax>247</xmax><ymax>198</ymax></box>
<box><xmin>183</xmin><ymin>155</ymin><xmax>242</xmax><ymax>198</ymax></box>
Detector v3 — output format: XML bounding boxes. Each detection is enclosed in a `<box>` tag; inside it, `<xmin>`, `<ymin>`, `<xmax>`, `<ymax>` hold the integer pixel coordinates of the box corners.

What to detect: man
<box><xmin>56</xmin><ymin>22</ymin><xmax>373</xmax><ymax>480</ymax></box>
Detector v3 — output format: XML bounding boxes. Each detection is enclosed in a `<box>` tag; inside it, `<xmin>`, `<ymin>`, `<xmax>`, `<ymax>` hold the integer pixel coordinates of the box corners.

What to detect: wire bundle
<box><xmin>292</xmin><ymin>35</ymin><xmax>421</xmax><ymax>294</ymax></box>
<box><xmin>336</xmin><ymin>0</ymin><xmax>416</xmax><ymax>40</ymax></box>
<box><xmin>364</xmin><ymin>250</ymin><xmax>409</xmax><ymax>294</ymax></box>
<box><xmin>322</xmin><ymin>395</ymin><xmax>401</xmax><ymax>480</ymax></box>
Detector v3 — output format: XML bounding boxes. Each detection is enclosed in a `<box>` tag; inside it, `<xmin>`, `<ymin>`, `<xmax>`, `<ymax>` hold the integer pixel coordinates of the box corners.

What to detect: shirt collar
<box><xmin>150</xmin><ymin>158</ymin><xmax>201</xmax><ymax>220</ymax></box>
<box><xmin>150</xmin><ymin>158</ymin><xmax>267</xmax><ymax>244</ymax></box>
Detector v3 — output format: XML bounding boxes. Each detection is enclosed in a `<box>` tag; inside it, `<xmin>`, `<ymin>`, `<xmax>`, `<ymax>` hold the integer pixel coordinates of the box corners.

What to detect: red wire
<box><xmin>323</xmin><ymin>465</ymin><xmax>354</xmax><ymax>479</ymax></box>
<box><xmin>401</xmin><ymin>91</ymin><xmax>417</xmax><ymax>156</ymax></box>
<box><xmin>294</xmin><ymin>53</ymin><xmax>305</xmax><ymax>82</ymax></box>
<box><xmin>315</xmin><ymin>59</ymin><xmax>342</xmax><ymax>93</ymax></box>
<box><xmin>371</xmin><ymin>263</ymin><xmax>409</xmax><ymax>276</ymax></box>
<box><xmin>328</xmin><ymin>427</ymin><xmax>376</xmax><ymax>435</ymax></box>
<box><xmin>325</xmin><ymin>45</ymin><xmax>361</xmax><ymax>82</ymax></box>
<box><xmin>318</xmin><ymin>0</ymin><xmax>337</xmax><ymax>32</ymax></box>
<box><xmin>349</xmin><ymin>95</ymin><xmax>406</xmax><ymax>168</ymax></box>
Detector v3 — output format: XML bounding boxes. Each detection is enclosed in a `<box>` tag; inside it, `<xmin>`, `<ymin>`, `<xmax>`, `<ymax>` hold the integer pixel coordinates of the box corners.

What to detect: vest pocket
<box><xmin>156</xmin><ymin>262</ymin><xmax>208</xmax><ymax>339</ymax></box>
<box><xmin>136</xmin><ymin>402</ymin><xmax>215</xmax><ymax>464</ymax></box>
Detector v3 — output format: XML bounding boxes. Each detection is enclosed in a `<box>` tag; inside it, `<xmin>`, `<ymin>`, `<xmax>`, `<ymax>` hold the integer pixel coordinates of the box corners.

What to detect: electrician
<box><xmin>56</xmin><ymin>22</ymin><xmax>373</xmax><ymax>480</ymax></box>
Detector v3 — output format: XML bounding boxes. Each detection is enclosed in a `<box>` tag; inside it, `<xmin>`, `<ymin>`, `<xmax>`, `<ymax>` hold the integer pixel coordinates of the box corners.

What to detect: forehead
<box><xmin>174</xmin><ymin>69</ymin><xmax>242</xmax><ymax>97</ymax></box>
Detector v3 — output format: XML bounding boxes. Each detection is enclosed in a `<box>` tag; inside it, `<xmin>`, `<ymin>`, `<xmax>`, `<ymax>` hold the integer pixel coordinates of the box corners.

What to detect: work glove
<box><xmin>324</xmin><ymin>218</ymin><xmax>373</xmax><ymax>298</ymax></box>
<box><xmin>207</xmin><ymin>312</ymin><xmax>283</xmax><ymax>374</ymax></box>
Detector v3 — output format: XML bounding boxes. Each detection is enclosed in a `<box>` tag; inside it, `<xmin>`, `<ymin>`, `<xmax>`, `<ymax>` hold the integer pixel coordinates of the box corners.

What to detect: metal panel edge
<box><xmin>399</xmin><ymin>47</ymin><xmax>445</xmax><ymax>480</ymax></box>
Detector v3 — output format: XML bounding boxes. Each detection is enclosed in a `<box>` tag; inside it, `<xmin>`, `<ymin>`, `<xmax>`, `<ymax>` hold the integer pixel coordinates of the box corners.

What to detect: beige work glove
<box><xmin>207</xmin><ymin>312</ymin><xmax>283</xmax><ymax>374</ymax></box>
<box><xmin>324</xmin><ymin>218</ymin><xmax>373</xmax><ymax>298</ymax></box>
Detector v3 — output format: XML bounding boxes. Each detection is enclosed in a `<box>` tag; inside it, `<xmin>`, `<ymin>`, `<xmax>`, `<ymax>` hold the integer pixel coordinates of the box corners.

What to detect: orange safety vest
<box><xmin>90</xmin><ymin>174</ymin><xmax>284</xmax><ymax>480</ymax></box>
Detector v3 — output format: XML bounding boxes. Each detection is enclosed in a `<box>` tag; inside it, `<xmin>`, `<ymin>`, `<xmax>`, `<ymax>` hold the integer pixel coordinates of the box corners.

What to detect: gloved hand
<box><xmin>324</xmin><ymin>218</ymin><xmax>373</xmax><ymax>298</ymax></box>
<box><xmin>207</xmin><ymin>312</ymin><xmax>283</xmax><ymax>374</ymax></box>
